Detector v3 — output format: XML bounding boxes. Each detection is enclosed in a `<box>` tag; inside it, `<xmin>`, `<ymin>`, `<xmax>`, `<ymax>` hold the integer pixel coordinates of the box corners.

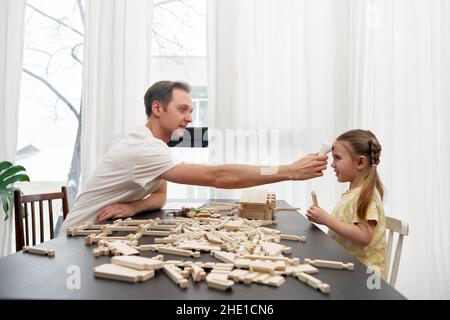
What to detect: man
<box><xmin>60</xmin><ymin>81</ymin><xmax>328</xmax><ymax>233</ymax></box>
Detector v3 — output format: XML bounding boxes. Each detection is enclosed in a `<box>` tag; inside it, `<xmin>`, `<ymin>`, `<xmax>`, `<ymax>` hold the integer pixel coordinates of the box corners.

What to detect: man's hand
<box><xmin>96</xmin><ymin>203</ymin><xmax>138</xmax><ymax>222</ymax></box>
<box><xmin>306</xmin><ymin>205</ymin><xmax>331</xmax><ymax>226</ymax></box>
<box><xmin>291</xmin><ymin>154</ymin><xmax>328</xmax><ymax>180</ymax></box>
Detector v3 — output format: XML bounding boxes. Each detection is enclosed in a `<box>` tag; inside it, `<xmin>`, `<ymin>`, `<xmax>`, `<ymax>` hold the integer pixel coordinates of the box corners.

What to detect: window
<box><xmin>17</xmin><ymin>0</ymin><xmax>84</xmax><ymax>205</ymax></box>
<box><xmin>16</xmin><ymin>0</ymin><xmax>209</xmax><ymax>203</ymax></box>
<box><xmin>151</xmin><ymin>0</ymin><xmax>209</xmax><ymax>199</ymax></box>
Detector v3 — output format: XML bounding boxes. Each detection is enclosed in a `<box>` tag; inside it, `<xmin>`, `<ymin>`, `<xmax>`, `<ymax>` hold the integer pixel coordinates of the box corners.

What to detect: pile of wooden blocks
<box><xmin>174</xmin><ymin>202</ymin><xmax>240</xmax><ymax>219</ymax></box>
<box><xmin>169</xmin><ymin>207</ymin><xmax>222</xmax><ymax>219</ymax></box>
<box><xmin>238</xmin><ymin>189</ymin><xmax>276</xmax><ymax>220</ymax></box>
<box><xmin>68</xmin><ymin>212</ymin><xmax>354</xmax><ymax>294</ymax></box>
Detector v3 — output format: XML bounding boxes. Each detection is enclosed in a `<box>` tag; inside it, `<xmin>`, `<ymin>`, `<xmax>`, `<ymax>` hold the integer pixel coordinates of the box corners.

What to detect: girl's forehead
<box><xmin>332</xmin><ymin>140</ymin><xmax>351</xmax><ymax>153</ymax></box>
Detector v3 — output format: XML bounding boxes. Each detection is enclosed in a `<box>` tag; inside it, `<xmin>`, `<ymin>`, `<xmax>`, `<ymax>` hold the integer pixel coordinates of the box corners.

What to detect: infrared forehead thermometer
<box><xmin>319</xmin><ymin>141</ymin><xmax>332</xmax><ymax>155</ymax></box>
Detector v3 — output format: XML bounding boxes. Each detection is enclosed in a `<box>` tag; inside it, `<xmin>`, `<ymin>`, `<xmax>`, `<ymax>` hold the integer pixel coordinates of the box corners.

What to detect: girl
<box><xmin>307</xmin><ymin>129</ymin><xmax>387</xmax><ymax>279</ymax></box>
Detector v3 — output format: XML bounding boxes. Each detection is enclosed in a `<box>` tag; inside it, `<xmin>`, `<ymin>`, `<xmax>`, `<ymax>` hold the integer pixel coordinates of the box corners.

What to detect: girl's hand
<box><xmin>96</xmin><ymin>203</ymin><xmax>137</xmax><ymax>221</ymax></box>
<box><xmin>306</xmin><ymin>206</ymin><xmax>330</xmax><ymax>226</ymax></box>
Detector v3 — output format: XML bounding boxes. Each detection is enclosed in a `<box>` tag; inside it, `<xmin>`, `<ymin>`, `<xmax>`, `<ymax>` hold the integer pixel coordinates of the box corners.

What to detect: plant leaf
<box><xmin>0</xmin><ymin>161</ymin><xmax>13</xmax><ymax>174</ymax></box>
<box><xmin>0</xmin><ymin>193</ymin><xmax>10</xmax><ymax>220</ymax></box>
<box><xmin>0</xmin><ymin>165</ymin><xmax>27</xmax><ymax>182</ymax></box>
<box><xmin>0</xmin><ymin>174</ymin><xmax>30</xmax><ymax>189</ymax></box>
<box><xmin>3</xmin><ymin>199</ymin><xmax>9</xmax><ymax>220</ymax></box>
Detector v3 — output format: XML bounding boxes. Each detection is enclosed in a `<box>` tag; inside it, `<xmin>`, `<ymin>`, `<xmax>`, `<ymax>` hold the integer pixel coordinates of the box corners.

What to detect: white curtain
<box><xmin>0</xmin><ymin>0</ymin><xmax>26</xmax><ymax>256</ymax></box>
<box><xmin>207</xmin><ymin>0</ymin><xmax>351</xmax><ymax>206</ymax></box>
<box><xmin>208</xmin><ymin>0</ymin><xmax>450</xmax><ymax>299</ymax></box>
<box><xmin>81</xmin><ymin>0</ymin><xmax>153</xmax><ymax>185</ymax></box>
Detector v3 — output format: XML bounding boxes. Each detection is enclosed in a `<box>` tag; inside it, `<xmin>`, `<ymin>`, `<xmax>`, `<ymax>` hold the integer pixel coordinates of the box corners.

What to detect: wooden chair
<box><xmin>385</xmin><ymin>216</ymin><xmax>409</xmax><ymax>287</ymax></box>
<box><xmin>14</xmin><ymin>186</ymin><xmax>69</xmax><ymax>251</ymax></box>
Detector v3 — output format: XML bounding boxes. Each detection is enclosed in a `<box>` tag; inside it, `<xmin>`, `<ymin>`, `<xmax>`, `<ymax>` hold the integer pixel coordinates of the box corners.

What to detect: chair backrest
<box><xmin>385</xmin><ymin>216</ymin><xmax>409</xmax><ymax>287</ymax></box>
<box><xmin>14</xmin><ymin>186</ymin><xmax>69</xmax><ymax>251</ymax></box>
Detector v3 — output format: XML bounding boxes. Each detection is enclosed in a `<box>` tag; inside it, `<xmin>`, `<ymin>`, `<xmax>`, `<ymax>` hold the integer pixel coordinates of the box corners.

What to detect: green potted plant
<box><xmin>0</xmin><ymin>161</ymin><xmax>30</xmax><ymax>220</ymax></box>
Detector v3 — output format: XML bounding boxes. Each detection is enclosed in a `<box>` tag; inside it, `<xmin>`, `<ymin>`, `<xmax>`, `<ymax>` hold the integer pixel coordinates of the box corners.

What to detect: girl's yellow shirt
<box><xmin>328</xmin><ymin>187</ymin><xmax>387</xmax><ymax>280</ymax></box>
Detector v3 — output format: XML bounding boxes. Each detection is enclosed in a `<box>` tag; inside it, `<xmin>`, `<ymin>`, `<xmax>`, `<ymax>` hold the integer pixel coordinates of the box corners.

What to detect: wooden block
<box><xmin>208</xmin><ymin>271</ymin><xmax>231</xmax><ymax>281</ymax></box>
<box><xmin>274</xmin><ymin>260</ymin><xmax>286</xmax><ymax>271</ymax></box>
<box><xmin>296</xmin><ymin>272</ymin><xmax>330</xmax><ymax>294</ymax></box>
<box><xmin>93</xmin><ymin>247</ymin><xmax>110</xmax><ymax>257</ymax></box>
<box><xmin>304</xmin><ymin>258</ymin><xmax>354</xmax><ymax>270</ymax></box>
<box><xmin>282</xmin><ymin>247</ymin><xmax>292</xmax><ymax>254</ymax></box>
<box><xmin>23</xmin><ymin>246</ymin><xmax>55</xmax><ymax>257</ymax></box>
<box><xmin>97</xmin><ymin>239</ymin><xmax>123</xmax><ymax>246</ymax></box>
<box><xmin>86</xmin><ymin>234</ymin><xmax>135</xmax><ymax>245</ymax></box>
<box><xmin>84</xmin><ymin>234</ymin><xmax>97</xmax><ymax>245</ymax></box>
<box><xmin>260</xmin><ymin>241</ymin><xmax>285</xmax><ymax>256</ymax></box>
<box><xmin>67</xmin><ymin>227</ymin><xmax>102</xmax><ymax>236</ymax></box>
<box><xmin>153</xmin><ymin>254</ymin><xmax>164</xmax><ymax>261</ymax></box>
<box><xmin>178</xmin><ymin>242</ymin><xmax>221</xmax><ymax>252</ymax></box>
<box><xmin>275</xmin><ymin>207</ymin><xmax>301</xmax><ymax>212</ymax></box>
<box><xmin>205</xmin><ymin>232</ymin><xmax>224</xmax><ymax>244</ymax></box>
<box><xmin>206</xmin><ymin>277</ymin><xmax>234</xmax><ymax>291</ymax></box>
<box><xmin>157</xmin><ymin>246</ymin><xmax>200</xmax><ymax>258</ymax></box>
<box><xmin>228</xmin><ymin>269</ymin><xmax>250</xmax><ymax>283</ymax></box>
<box><xmin>265</xmin><ymin>275</ymin><xmax>285</xmax><ymax>287</ymax></box>
<box><xmin>213</xmin><ymin>263</ymin><xmax>234</xmax><ymax>270</ymax></box>
<box><xmin>209</xmin><ymin>269</ymin><xmax>232</xmax><ymax>276</ymax></box>
<box><xmin>74</xmin><ymin>229</ymin><xmax>103</xmax><ymax>236</ymax></box>
<box><xmin>240</xmin><ymin>254</ymin><xmax>290</xmax><ymax>263</ymax></box>
<box><xmin>224</xmin><ymin>220</ymin><xmax>243</xmax><ymax>231</ymax></box>
<box><xmin>258</xmin><ymin>227</ymin><xmax>281</xmax><ymax>234</ymax></box>
<box><xmin>234</xmin><ymin>258</ymin><xmax>251</xmax><ymax>269</ymax></box>
<box><xmin>163</xmin><ymin>265</ymin><xmax>188</xmax><ymax>288</ymax></box>
<box><xmin>157</xmin><ymin>219</ymin><xmax>185</xmax><ymax>225</ymax></box>
<box><xmin>289</xmin><ymin>258</ymin><xmax>300</xmax><ymax>266</ymax></box>
<box><xmin>94</xmin><ymin>263</ymin><xmax>154</xmax><ymax>283</ymax></box>
<box><xmin>199</xmin><ymin>262</ymin><xmax>217</xmax><ymax>269</ymax></box>
<box><xmin>311</xmin><ymin>191</ymin><xmax>319</xmax><ymax>207</ymax></box>
<box><xmin>281</xmin><ymin>264</ymin><xmax>319</xmax><ymax>276</ymax></box>
<box><xmin>212</xmin><ymin>231</ymin><xmax>235</xmax><ymax>243</ymax></box>
<box><xmin>238</xmin><ymin>210</ymin><xmax>266</xmax><ymax>220</ymax></box>
<box><xmin>154</xmin><ymin>238</ymin><xmax>177</xmax><ymax>244</ymax></box>
<box><xmin>180</xmin><ymin>268</ymin><xmax>191</xmax><ymax>278</ymax></box>
<box><xmin>108</xmin><ymin>241</ymin><xmax>140</xmax><ymax>256</ymax></box>
<box><xmin>149</xmin><ymin>224</ymin><xmax>176</xmax><ymax>231</ymax></box>
<box><xmin>211</xmin><ymin>250</ymin><xmax>236</xmax><ymax>264</ymax></box>
<box><xmin>118</xmin><ymin>218</ymin><xmax>155</xmax><ymax>226</ymax></box>
<box><xmin>242</xmin><ymin>272</ymin><xmax>259</xmax><ymax>284</ymax></box>
<box><xmin>112</xmin><ymin>255</ymin><xmax>163</xmax><ymax>270</ymax></box>
<box><xmin>249</xmin><ymin>261</ymin><xmax>275</xmax><ymax>275</ymax></box>
<box><xmin>280</xmin><ymin>234</ymin><xmax>307</xmax><ymax>242</ymax></box>
<box><xmin>107</xmin><ymin>225</ymin><xmax>140</xmax><ymax>232</ymax></box>
<box><xmin>134</xmin><ymin>244</ymin><xmax>160</xmax><ymax>252</ymax></box>
<box><xmin>141</xmin><ymin>230</ymin><xmax>171</xmax><ymax>237</ymax></box>
<box><xmin>252</xmin><ymin>273</ymin><xmax>272</xmax><ymax>284</ymax></box>
<box><xmin>171</xmin><ymin>224</ymin><xmax>183</xmax><ymax>234</ymax></box>
<box><xmin>191</xmin><ymin>264</ymin><xmax>206</xmax><ymax>282</ymax></box>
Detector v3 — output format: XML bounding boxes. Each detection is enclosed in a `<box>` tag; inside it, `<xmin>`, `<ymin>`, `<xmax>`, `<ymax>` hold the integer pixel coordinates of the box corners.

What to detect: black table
<box><xmin>0</xmin><ymin>200</ymin><xmax>406</xmax><ymax>300</ymax></box>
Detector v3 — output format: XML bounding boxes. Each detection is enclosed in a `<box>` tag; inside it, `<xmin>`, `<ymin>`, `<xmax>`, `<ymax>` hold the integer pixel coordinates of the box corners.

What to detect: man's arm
<box><xmin>96</xmin><ymin>180</ymin><xmax>167</xmax><ymax>221</ymax></box>
<box><xmin>159</xmin><ymin>154</ymin><xmax>328</xmax><ymax>189</ymax></box>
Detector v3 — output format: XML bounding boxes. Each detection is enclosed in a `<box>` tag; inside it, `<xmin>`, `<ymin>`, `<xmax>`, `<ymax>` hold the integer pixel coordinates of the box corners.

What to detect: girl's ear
<box><xmin>356</xmin><ymin>155</ymin><xmax>368</xmax><ymax>170</ymax></box>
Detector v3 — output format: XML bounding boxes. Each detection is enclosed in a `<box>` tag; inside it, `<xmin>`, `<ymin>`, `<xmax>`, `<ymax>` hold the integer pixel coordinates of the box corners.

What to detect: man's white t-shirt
<box><xmin>60</xmin><ymin>126</ymin><xmax>176</xmax><ymax>234</ymax></box>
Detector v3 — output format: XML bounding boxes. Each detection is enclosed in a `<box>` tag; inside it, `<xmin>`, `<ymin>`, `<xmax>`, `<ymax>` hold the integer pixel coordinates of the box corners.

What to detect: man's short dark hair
<box><xmin>144</xmin><ymin>81</ymin><xmax>191</xmax><ymax>117</ymax></box>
